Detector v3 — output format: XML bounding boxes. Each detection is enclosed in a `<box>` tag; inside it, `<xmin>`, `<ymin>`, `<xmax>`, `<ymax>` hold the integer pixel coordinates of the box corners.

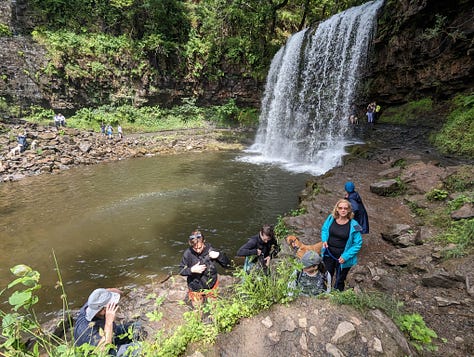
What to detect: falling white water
<box><xmin>242</xmin><ymin>0</ymin><xmax>384</xmax><ymax>175</ymax></box>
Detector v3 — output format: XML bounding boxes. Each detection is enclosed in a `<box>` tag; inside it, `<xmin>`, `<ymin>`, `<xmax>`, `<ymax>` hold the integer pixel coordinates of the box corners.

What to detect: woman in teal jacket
<box><xmin>321</xmin><ymin>199</ymin><xmax>363</xmax><ymax>291</ymax></box>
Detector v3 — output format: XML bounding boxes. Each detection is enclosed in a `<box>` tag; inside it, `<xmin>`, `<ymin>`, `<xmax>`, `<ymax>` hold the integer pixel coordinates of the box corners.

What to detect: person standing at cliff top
<box><xmin>344</xmin><ymin>181</ymin><xmax>369</xmax><ymax>234</ymax></box>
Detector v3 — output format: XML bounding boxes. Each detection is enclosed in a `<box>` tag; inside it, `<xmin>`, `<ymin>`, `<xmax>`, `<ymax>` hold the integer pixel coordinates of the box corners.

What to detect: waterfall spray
<box><xmin>244</xmin><ymin>0</ymin><xmax>384</xmax><ymax>175</ymax></box>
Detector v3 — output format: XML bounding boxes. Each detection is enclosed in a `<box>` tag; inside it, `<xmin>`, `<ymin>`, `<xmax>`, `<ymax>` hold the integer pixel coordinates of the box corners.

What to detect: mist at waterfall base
<box><xmin>241</xmin><ymin>0</ymin><xmax>383</xmax><ymax>175</ymax></box>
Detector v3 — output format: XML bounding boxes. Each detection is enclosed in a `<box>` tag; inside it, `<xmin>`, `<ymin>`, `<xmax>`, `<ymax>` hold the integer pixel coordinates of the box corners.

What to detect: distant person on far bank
<box><xmin>366</xmin><ymin>102</ymin><xmax>376</xmax><ymax>126</ymax></box>
<box><xmin>54</xmin><ymin>113</ymin><xmax>66</xmax><ymax>128</ymax></box>
<box><xmin>344</xmin><ymin>181</ymin><xmax>369</xmax><ymax>234</ymax></box>
<box><xmin>117</xmin><ymin>125</ymin><xmax>123</xmax><ymax>139</ymax></box>
<box><xmin>106</xmin><ymin>125</ymin><xmax>114</xmax><ymax>140</ymax></box>
<box><xmin>349</xmin><ymin>105</ymin><xmax>359</xmax><ymax>125</ymax></box>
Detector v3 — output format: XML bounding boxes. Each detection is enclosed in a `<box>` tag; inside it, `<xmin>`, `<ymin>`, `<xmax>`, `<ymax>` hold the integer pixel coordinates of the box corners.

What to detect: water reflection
<box><xmin>0</xmin><ymin>151</ymin><xmax>310</xmax><ymax>315</ymax></box>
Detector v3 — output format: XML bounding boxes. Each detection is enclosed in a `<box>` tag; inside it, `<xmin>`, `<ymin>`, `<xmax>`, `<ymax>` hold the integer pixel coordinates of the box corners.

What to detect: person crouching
<box><xmin>179</xmin><ymin>230</ymin><xmax>230</xmax><ymax>308</ymax></box>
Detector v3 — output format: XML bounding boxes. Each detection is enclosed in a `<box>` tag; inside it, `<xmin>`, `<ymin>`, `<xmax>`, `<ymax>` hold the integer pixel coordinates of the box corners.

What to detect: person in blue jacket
<box><xmin>321</xmin><ymin>199</ymin><xmax>363</xmax><ymax>291</ymax></box>
<box><xmin>344</xmin><ymin>181</ymin><xmax>369</xmax><ymax>234</ymax></box>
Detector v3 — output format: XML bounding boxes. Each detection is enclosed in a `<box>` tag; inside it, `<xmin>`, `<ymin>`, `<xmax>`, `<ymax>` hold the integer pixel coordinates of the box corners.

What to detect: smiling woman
<box><xmin>0</xmin><ymin>150</ymin><xmax>310</xmax><ymax>318</ymax></box>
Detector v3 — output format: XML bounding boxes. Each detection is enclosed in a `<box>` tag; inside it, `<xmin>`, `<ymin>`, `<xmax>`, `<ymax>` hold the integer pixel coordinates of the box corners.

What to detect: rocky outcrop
<box><xmin>369</xmin><ymin>0</ymin><xmax>474</xmax><ymax>104</ymax></box>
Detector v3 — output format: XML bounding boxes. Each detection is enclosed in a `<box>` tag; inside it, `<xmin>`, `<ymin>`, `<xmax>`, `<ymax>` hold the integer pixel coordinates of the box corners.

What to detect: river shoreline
<box><xmin>4</xmin><ymin>121</ymin><xmax>473</xmax><ymax>355</ymax></box>
<box><xmin>0</xmin><ymin>122</ymin><xmax>253</xmax><ymax>183</ymax></box>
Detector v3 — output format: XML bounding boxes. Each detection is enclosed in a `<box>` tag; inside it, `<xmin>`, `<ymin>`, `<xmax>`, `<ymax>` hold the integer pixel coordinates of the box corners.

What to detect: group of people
<box><xmin>366</xmin><ymin>101</ymin><xmax>381</xmax><ymax>126</ymax></box>
<box><xmin>179</xmin><ymin>180</ymin><xmax>369</xmax><ymax>302</ymax></box>
<box><xmin>75</xmin><ymin>181</ymin><xmax>369</xmax><ymax>355</ymax></box>
<box><xmin>348</xmin><ymin>101</ymin><xmax>381</xmax><ymax>126</ymax></box>
<box><xmin>101</xmin><ymin>123</ymin><xmax>123</xmax><ymax>140</ymax></box>
<box><xmin>53</xmin><ymin>113</ymin><xmax>66</xmax><ymax>128</ymax></box>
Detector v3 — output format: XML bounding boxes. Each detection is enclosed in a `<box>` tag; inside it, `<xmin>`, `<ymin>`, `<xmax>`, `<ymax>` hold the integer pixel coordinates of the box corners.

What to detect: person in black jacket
<box><xmin>237</xmin><ymin>224</ymin><xmax>280</xmax><ymax>274</ymax></box>
<box><xmin>344</xmin><ymin>181</ymin><xmax>369</xmax><ymax>234</ymax></box>
<box><xmin>179</xmin><ymin>230</ymin><xmax>230</xmax><ymax>307</ymax></box>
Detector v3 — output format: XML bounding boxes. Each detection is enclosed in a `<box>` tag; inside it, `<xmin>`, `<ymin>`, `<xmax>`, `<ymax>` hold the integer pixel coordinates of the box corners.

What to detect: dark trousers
<box><xmin>323</xmin><ymin>255</ymin><xmax>351</xmax><ymax>291</ymax></box>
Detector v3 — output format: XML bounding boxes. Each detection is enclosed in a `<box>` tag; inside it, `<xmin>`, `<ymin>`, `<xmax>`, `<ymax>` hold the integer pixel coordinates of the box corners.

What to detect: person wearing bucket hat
<box><xmin>74</xmin><ymin>288</ymin><xmax>141</xmax><ymax>355</ymax></box>
<box><xmin>344</xmin><ymin>181</ymin><xmax>369</xmax><ymax>234</ymax></box>
<box><xmin>288</xmin><ymin>251</ymin><xmax>331</xmax><ymax>297</ymax></box>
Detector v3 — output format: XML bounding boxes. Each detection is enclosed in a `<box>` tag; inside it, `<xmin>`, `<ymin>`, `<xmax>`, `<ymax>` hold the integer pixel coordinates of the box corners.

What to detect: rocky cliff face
<box><xmin>368</xmin><ymin>0</ymin><xmax>474</xmax><ymax>104</ymax></box>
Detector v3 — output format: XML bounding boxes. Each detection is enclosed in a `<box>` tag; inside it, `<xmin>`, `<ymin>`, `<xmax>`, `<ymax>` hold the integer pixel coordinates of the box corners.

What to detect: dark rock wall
<box><xmin>368</xmin><ymin>0</ymin><xmax>474</xmax><ymax>105</ymax></box>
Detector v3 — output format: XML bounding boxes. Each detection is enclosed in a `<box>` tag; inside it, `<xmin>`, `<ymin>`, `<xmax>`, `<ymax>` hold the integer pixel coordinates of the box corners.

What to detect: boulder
<box><xmin>451</xmin><ymin>203</ymin><xmax>474</xmax><ymax>220</ymax></box>
<box><xmin>370</xmin><ymin>179</ymin><xmax>400</xmax><ymax>196</ymax></box>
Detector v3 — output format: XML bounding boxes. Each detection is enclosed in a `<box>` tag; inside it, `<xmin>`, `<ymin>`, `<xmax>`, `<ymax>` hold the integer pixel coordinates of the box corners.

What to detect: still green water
<box><xmin>0</xmin><ymin>151</ymin><xmax>311</xmax><ymax>317</ymax></box>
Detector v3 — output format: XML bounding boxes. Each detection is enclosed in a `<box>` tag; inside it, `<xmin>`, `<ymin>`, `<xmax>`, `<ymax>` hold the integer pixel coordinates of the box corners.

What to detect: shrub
<box><xmin>430</xmin><ymin>93</ymin><xmax>474</xmax><ymax>158</ymax></box>
<box><xmin>379</xmin><ymin>98</ymin><xmax>433</xmax><ymax>125</ymax></box>
<box><xmin>426</xmin><ymin>189</ymin><xmax>449</xmax><ymax>201</ymax></box>
<box><xmin>396</xmin><ymin>313</ymin><xmax>438</xmax><ymax>352</ymax></box>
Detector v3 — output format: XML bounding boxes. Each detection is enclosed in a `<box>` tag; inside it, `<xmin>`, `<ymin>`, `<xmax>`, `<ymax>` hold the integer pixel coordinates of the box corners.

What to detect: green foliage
<box><xmin>447</xmin><ymin>194</ymin><xmax>472</xmax><ymax>211</ymax></box>
<box><xmin>274</xmin><ymin>215</ymin><xmax>290</xmax><ymax>239</ymax></box>
<box><xmin>396</xmin><ymin>313</ymin><xmax>438</xmax><ymax>352</ymax></box>
<box><xmin>431</xmin><ymin>93</ymin><xmax>474</xmax><ymax>158</ymax></box>
<box><xmin>407</xmin><ymin>201</ymin><xmax>426</xmax><ymax>217</ymax></box>
<box><xmin>444</xmin><ymin>166</ymin><xmax>474</xmax><ymax>192</ymax></box>
<box><xmin>0</xmin><ymin>96</ymin><xmax>22</xmax><ymax>119</ymax></box>
<box><xmin>379</xmin><ymin>98</ymin><xmax>433</xmax><ymax>125</ymax></box>
<box><xmin>392</xmin><ymin>158</ymin><xmax>407</xmax><ymax>168</ymax></box>
<box><xmin>426</xmin><ymin>189</ymin><xmax>449</xmax><ymax>201</ymax></box>
<box><xmin>436</xmin><ymin>218</ymin><xmax>474</xmax><ymax>258</ymax></box>
<box><xmin>329</xmin><ymin>289</ymin><xmax>403</xmax><ymax>319</ymax></box>
<box><xmin>0</xmin><ymin>23</ymin><xmax>12</xmax><ymax>37</ymax></box>
<box><xmin>289</xmin><ymin>207</ymin><xmax>307</xmax><ymax>217</ymax></box>
<box><xmin>23</xmin><ymin>106</ymin><xmax>55</xmax><ymax>124</ymax></box>
<box><xmin>420</xmin><ymin>14</ymin><xmax>447</xmax><ymax>40</ymax></box>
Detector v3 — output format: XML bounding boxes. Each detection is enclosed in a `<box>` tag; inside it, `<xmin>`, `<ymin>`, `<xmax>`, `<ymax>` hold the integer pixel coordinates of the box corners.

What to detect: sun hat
<box><xmin>301</xmin><ymin>251</ymin><xmax>322</xmax><ymax>268</ymax></box>
<box><xmin>85</xmin><ymin>288</ymin><xmax>120</xmax><ymax>321</ymax></box>
<box><xmin>344</xmin><ymin>181</ymin><xmax>355</xmax><ymax>193</ymax></box>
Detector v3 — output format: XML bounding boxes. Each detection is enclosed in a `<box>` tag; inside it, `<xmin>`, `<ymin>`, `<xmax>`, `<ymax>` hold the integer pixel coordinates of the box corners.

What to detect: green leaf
<box><xmin>10</xmin><ymin>264</ymin><xmax>32</xmax><ymax>277</ymax></box>
<box><xmin>8</xmin><ymin>290</ymin><xmax>32</xmax><ymax>310</ymax></box>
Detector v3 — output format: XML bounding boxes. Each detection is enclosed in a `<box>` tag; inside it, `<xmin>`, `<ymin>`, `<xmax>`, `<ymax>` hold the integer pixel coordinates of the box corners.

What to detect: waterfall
<box><xmin>244</xmin><ymin>0</ymin><xmax>384</xmax><ymax>175</ymax></box>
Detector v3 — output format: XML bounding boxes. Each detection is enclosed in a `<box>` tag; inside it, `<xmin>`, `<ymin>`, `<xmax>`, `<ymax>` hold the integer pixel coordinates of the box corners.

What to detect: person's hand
<box><xmin>105</xmin><ymin>302</ymin><xmax>118</xmax><ymax>323</ymax></box>
<box><xmin>264</xmin><ymin>256</ymin><xmax>271</xmax><ymax>266</ymax></box>
<box><xmin>323</xmin><ymin>242</ymin><xmax>328</xmax><ymax>249</ymax></box>
<box><xmin>338</xmin><ymin>257</ymin><xmax>345</xmax><ymax>264</ymax></box>
<box><xmin>209</xmin><ymin>250</ymin><xmax>219</xmax><ymax>259</ymax></box>
<box><xmin>256</xmin><ymin>249</ymin><xmax>262</xmax><ymax>256</ymax></box>
<box><xmin>190</xmin><ymin>262</ymin><xmax>207</xmax><ymax>274</ymax></box>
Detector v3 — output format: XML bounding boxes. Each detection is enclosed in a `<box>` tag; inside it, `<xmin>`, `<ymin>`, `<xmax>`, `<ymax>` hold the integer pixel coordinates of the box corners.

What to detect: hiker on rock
<box><xmin>321</xmin><ymin>199</ymin><xmax>363</xmax><ymax>291</ymax></box>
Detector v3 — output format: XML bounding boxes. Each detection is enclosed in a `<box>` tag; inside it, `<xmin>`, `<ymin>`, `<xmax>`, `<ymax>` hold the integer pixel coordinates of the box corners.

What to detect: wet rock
<box><xmin>377</xmin><ymin>166</ymin><xmax>401</xmax><ymax>179</ymax></box>
<box><xmin>370</xmin><ymin>179</ymin><xmax>400</xmax><ymax>196</ymax></box>
<box><xmin>421</xmin><ymin>270</ymin><xmax>464</xmax><ymax>288</ymax></box>
<box><xmin>400</xmin><ymin>162</ymin><xmax>448</xmax><ymax>194</ymax></box>
<box><xmin>383</xmin><ymin>244</ymin><xmax>431</xmax><ymax>267</ymax></box>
